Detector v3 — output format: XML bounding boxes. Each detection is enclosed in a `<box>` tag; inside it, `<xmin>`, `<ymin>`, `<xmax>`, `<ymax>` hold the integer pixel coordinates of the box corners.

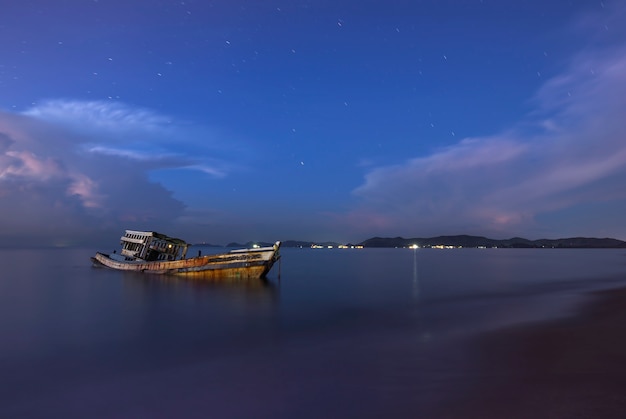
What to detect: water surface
<box><xmin>1</xmin><ymin>247</ymin><xmax>626</xmax><ymax>418</ymax></box>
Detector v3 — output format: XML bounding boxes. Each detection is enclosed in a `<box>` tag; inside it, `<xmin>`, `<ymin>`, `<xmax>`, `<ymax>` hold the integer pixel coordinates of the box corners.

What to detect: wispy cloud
<box><xmin>84</xmin><ymin>145</ymin><xmax>179</xmax><ymax>161</ymax></box>
<box><xmin>181</xmin><ymin>164</ymin><xmax>227</xmax><ymax>178</ymax></box>
<box><xmin>22</xmin><ymin>99</ymin><xmax>233</xmax><ymax>176</ymax></box>
<box><xmin>350</xmin><ymin>5</ymin><xmax>626</xmax><ymax>239</ymax></box>
<box><xmin>22</xmin><ymin>100</ymin><xmax>173</xmax><ymax>134</ymax></box>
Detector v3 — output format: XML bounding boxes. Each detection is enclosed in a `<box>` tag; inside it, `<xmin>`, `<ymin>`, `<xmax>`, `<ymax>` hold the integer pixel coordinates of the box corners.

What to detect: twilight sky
<box><xmin>2</xmin><ymin>0</ymin><xmax>626</xmax><ymax>246</ymax></box>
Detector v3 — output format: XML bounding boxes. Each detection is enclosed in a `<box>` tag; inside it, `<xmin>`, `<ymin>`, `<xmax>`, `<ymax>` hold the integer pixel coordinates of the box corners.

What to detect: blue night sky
<box><xmin>1</xmin><ymin>0</ymin><xmax>626</xmax><ymax>246</ymax></box>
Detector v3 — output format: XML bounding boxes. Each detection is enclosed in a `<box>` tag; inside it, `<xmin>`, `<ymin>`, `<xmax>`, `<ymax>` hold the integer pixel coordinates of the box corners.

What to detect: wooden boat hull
<box><xmin>91</xmin><ymin>243</ymin><xmax>280</xmax><ymax>280</ymax></box>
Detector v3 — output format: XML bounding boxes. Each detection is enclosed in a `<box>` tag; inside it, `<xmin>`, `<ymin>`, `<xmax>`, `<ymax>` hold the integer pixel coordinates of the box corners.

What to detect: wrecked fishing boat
<box><xmin>91</xmin><ymin>230</ymin><xmax>281</xmax><ymax>279</ymax></box>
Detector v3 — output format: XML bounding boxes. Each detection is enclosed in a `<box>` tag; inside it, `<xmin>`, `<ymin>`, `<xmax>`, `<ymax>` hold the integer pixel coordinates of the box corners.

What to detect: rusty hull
<box><xmin>91</xmin><ymin>244</ymin><xmax>280</xmax><ymax>280</ymax></box>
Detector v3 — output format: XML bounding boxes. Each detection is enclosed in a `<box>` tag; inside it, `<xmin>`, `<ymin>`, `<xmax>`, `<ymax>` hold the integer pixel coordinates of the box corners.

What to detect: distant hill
<box><xmin>281</xmin><ymin>240</ymin><xmax>343</xmax><ymax>248</ymax></box>
<box><xmin>225</xmin><ymin>241</ymin><xmax>276</xmax><ymax>248</ymax></box>
<box><xmin>358</xmin><ymin>235</ymin><xmax>626</xmax><ymax>249</ymax></box>
<box><xmin>196</xmin><ymin>235</ymin><xmax>626</xmax><ymax>249</ymax></box>
<box><xmin>196</xmin><ymin>240</ymin><xmax>341</xmax><ymax>248</ymax></box>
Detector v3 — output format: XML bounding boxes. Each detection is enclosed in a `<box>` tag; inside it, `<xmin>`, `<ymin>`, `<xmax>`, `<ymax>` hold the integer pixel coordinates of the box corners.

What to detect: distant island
<box><xmin>203</xmin><ymin>235</ymin><xmax>626</xmax><ymax>249</ymax></box>
<box><xmin>357</xmin><ymin>235</ymin><xmax>626</xmax><ymax>249</ymax></box>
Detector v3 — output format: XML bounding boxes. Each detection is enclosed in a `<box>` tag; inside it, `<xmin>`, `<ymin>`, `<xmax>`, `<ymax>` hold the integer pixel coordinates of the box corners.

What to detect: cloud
<box><xmin>181</xmin><ymin>164</ymin><xmax>227</xmax><ymax>178</ymax></box>
<box><xmin>350</xmin><ymin>8</ymin><xmax>626</xmax><ymax>239</ymax></box>
<box><xmin>0</xmin><ymin>100</ymin><xmax>236</xmax><ymax>246</ymax></box>
<box><xmin>83</xmin><ymin>145</ymin><xmax>178</xmax><ymax>162</ymax></box>
<box><xmin>23</xmin><ymin>100</ymin><xmax>172</xmax><ymax>133</ymax></box>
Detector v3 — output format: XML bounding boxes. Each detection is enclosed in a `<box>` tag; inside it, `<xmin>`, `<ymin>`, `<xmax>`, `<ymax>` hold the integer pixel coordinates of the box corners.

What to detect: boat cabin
<box><xmin>119</xmin><ymin>230</ymin><xmax>189</xmax><ymax>261</ymax></box>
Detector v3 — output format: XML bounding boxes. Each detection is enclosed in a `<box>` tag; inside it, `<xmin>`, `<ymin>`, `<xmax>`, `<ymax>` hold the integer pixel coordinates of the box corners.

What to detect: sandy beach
<box><xmin>435</xmin><ymin>287</ymin><xmax>626</xmax><ymax>418</ymax></box>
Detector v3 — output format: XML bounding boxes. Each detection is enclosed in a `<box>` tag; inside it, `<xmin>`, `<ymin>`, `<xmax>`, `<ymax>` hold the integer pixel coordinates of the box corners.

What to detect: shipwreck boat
<box><xmin>91</xmin><ymin>230</ymin><xmax>281</xmax><ymax>280</ymax></box>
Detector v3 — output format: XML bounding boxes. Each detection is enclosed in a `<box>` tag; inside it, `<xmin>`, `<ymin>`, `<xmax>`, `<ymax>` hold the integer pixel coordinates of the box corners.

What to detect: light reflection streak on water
<box><xmin>412</xmin><ymin>247</ymin><xmax>420</xmax><ymax>300</ymax></box>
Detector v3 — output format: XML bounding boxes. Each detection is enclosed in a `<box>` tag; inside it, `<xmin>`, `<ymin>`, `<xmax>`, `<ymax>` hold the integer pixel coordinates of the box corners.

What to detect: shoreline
<box><xmin>435</xmin><ymin>286</ymin><xmax>626</xmax><ymax>418</ymax></box>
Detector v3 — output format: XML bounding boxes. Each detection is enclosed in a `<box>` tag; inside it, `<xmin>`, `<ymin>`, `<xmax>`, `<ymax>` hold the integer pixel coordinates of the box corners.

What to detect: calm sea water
<box><xmin>2</xmin><ymin>247</ymin><xmax>626</xmax><ymax>418</ymax></box>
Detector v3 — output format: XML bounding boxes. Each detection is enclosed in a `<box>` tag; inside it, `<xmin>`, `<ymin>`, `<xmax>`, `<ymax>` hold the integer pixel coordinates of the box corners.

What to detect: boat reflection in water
<box><xmin>117</xmin><ymin>268</ymin><xmax>281</xmax><ymax>330</ymax></box>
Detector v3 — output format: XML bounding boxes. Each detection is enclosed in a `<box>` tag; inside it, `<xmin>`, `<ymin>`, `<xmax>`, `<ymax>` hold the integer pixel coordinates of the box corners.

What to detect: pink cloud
<box><xmin>2</xmin><ymin>150</ymin><xmax>65</xmax><ymax>180</ymax></box>
<box><xmin>0</xmin><ymin>108</ymin><xmax>185</xmax><ymax>246</ymax></box>
<box><xmin>349</xmin><ymin>22</ymin><xmax>626</xmax><ymax>239</ymax></box>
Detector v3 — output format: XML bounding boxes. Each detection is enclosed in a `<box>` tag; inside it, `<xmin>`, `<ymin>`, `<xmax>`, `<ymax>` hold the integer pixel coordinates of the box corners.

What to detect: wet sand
<box><xmin>436</xmin><ymin>287</ymin><xmax>626</xmax><ymax>418</ymax></box>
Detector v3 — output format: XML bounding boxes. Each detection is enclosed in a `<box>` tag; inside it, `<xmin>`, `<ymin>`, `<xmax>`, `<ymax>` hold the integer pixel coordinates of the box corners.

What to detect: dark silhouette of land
<box><xmin>204</xmin><ymin>235</ymin><xmax>626</xmax><ymax>249</ymax></box>
<box><xmin>358</xmin><ymin>235</ymin><xmax>626</xmax><ymax>248</ymax></box>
